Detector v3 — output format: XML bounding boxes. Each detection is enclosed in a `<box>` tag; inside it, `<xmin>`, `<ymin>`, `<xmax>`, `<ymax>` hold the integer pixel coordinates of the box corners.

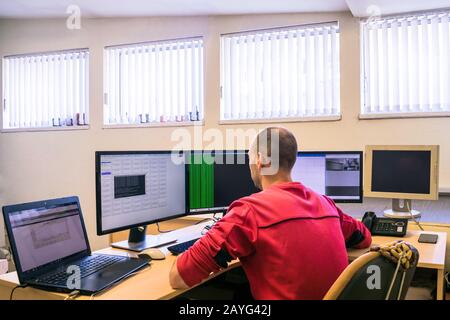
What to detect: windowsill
<box><xmin>440</xmin><ymin>187</ymin><xmax>450</xmax><ymax>194</ymax></box>
<box><xmin>1</xmin><ymin>125</ymin><xmax>90</xmax><ymax>133</ymax></box>
<box><xmin>338</xmin><ymin>195</ymin><xmax>450</xmax><ymax>225</ymax></box>
<box><xmin>219</xmin><ymin>115</ymin><xmax>341</xmax><ymax>125</ymax></box>
<box><xmin>359</xmin><ymin>112</ymin><xmax>450</xmax><ymax>120</ymax></box>
<box><xmin>102</xmin><ymin>121</ymin><xmax>204</xmax><ymax>129</ymax></box>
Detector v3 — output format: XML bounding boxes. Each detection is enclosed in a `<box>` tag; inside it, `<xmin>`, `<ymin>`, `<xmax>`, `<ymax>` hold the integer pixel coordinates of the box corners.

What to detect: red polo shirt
<box><xmin>177</xmin><ymin>182</ymin><xmax>372</xmax><ymax>300</ymax></box>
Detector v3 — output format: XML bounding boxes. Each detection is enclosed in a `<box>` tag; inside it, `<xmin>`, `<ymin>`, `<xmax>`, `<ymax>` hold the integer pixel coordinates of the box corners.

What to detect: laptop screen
<box><xmin>7</xmin><ymin>200</ymin><xmax>88</xmax><ymax>272</ymax></box>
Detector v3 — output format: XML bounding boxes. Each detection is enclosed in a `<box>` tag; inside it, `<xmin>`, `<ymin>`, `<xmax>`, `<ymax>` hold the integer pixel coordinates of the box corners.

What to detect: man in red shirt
<box><xmin>169</xmin><ymin>127</ymin><xmax>372</xmax><ymax>299</ymax></box>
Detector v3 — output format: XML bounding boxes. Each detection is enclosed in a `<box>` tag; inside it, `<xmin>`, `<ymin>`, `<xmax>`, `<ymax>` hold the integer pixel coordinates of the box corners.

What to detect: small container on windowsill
<box><xmin>0</xmin><ymin>259</ymin><xmax>7</xmax><ymax>275</ymax></box>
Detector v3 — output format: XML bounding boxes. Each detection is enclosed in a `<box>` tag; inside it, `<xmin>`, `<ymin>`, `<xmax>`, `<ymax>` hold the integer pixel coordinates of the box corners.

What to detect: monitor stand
<box><xmin>111</xmin><ymin>226</ymin><xmax>177</xmax><ymax>252</ymax></box>
<box><xmin>384</xmin><ymin>199</ymin><xmax>421</xmax><ymax>219</ymax></box>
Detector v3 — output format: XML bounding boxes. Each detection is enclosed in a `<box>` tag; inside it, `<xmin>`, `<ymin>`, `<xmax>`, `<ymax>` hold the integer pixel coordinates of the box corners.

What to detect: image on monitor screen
<box><xmin>325</xmin><ymin>157</ymin><xmax>361</xmax><ymax>198</ymax></box>
<box><xmin>292</xmin><ymin>152</ymin><xmax>362</xmax><ymax>202</ymax></box>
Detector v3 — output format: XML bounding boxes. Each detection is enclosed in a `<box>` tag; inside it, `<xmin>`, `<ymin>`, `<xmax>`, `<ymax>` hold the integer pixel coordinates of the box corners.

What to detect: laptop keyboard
<box><xmin>36</xmin><ymin>255</ymin><xmax>125</xmax><ymax>286</ymax></box>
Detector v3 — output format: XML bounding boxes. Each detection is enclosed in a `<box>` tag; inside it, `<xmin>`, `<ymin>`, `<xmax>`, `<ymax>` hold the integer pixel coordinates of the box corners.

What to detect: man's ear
<box><xmin>258</xmin><ymin>152</ymin><xmax>271</xmax><ymax>169</ymax></box>
<box><xmin>254</xmin><ymin>152</ymin><xmax>261</xmax><ymax>170</ymax></box>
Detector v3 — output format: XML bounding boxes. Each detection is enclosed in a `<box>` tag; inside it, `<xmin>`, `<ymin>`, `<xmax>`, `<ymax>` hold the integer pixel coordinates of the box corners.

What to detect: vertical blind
<box><xmin>361</xmin><ymin>11</ymin><xmax>450</xmax><ymax>115</ymax></box>
<box><xmin>220</xmin><ymin>22</ymin><xmax>340</xmax><ymax>121</ymax></box>
<box><xmin>104</xmin><ymin>37</ymin><xmax>204</xmax><ymax>125</ymax></box>
<box><xmin>2</xmin><ymin>49</ymin><xmax>89</xmax><ymax>129</ymax></box>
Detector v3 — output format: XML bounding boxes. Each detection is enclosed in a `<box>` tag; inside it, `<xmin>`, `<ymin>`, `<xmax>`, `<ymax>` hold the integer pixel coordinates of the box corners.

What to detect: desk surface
<box><xmin>0</xmin><ymin>225</ymin><xmax>446</xmax><ymax>300</ymax></box>
<box><xmin>0</xmin><ymin>221</ymin><xmax>234</xmax><ymax>300</ymax></box>
<box><xmin>348</xmin><ymin>230</ymin><xmax>447</xmax><ymax>270</ymax></box>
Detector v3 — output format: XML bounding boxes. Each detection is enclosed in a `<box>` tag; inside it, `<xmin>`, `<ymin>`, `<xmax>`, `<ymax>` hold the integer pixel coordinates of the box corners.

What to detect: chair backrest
<box><xmin>324</xmin><ymin>246</ymin><xmax>419</xmax><ymax>300</ymax></box>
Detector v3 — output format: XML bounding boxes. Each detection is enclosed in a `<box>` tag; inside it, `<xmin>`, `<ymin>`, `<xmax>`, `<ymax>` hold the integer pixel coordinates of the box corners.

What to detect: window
<box><xmin>2</xmin><ymin>49</ymin><xmax>89</xmax><ymax>130</ymax></box>
<box><xmin>220</xmin><ymin>22</ymin><xmax>340</xmax><ymax>122</ymax></box>
<box><xmin>104</xmin><ymin>37</ymin><xmax>203</xmax><ymax>126</ymax></box>
<box><xmin>361</xmin><ymin>11</ymin><xmax>450</xmax><ymax>117</ymax></box>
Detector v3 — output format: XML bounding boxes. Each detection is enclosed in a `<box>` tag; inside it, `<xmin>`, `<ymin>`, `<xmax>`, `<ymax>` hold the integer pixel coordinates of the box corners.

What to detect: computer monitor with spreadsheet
<box><xmin>95</xmin><ymin>151</ymin><xmax>188</xmax><ymax>251</ymax></box>
<box><xmin>292</xmin><ymin>151</ymin><xmax>363</xmax><ymax>203</ymax></box>
<box><xmin>188</xmin><ymin>150</ymin><xmax>259</xmax><ymax>214</ymax></box>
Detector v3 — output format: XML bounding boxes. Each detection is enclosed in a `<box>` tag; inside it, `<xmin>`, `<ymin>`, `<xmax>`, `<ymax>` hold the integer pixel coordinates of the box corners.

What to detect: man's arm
<box><xmin>169</xmin><ymin>256</ymin><xmax>189</xmax><ymax>289</ymax></box>
<box><xmin>324</xmin><ymin>197</ymin><xmax>372</xmax><ymax>249</ymax></box>
<box><xmin>168</xmin><ymin>201</ymin><xmax>257</xmax><ymax>289</ymax></box>
<box><xmin>338</xmin><ymin>209</ymin><xmax>372</xmax><ymax>248</ymax></box>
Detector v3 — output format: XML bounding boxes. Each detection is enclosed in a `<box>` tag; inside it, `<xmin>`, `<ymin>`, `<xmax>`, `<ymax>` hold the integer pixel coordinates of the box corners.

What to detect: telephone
<box><xmin>362</xmin><ymin>212</ymin><xmax>408</xmax><ymax>237</ymax></box>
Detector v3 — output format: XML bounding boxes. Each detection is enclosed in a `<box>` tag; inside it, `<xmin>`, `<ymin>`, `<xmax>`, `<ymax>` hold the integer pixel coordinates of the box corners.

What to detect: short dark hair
<box><xmin>256</xmin><ymin>127</ymin><xmax>298</xmax><ymax>172</ymax></box>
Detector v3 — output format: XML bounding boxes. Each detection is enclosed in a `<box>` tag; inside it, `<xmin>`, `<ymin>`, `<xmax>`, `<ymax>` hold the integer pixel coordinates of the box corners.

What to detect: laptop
<box><xmin>2</xmin><ymin>196</ymin><xmax>149</xmax><ymax>295</ymax></box>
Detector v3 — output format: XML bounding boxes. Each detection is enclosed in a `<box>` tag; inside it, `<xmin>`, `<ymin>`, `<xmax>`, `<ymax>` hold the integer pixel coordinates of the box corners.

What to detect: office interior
<box><xmin>0</xmin><ymin>0</ymin><xmax>450</xmax><ymax>301</ymax></box>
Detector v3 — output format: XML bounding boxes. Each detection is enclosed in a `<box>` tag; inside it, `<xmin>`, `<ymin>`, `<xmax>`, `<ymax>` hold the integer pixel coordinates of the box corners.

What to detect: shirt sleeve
<box><xmin>176</xmin><ymin>200</ymin><xmax>257</xmax><ymax>287</ymax></box>
<box><xmin>324</xmin><ymin>196</ymin><xmax>372</xmax><ymax>249</ymax></box>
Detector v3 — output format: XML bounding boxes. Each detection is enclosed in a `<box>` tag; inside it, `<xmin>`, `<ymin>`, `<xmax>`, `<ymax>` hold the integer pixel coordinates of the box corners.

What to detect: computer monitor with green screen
<box><xmin>187</xmin><ymin>150</ymin><xmax>259</xmax><ymax>214</ymax></box>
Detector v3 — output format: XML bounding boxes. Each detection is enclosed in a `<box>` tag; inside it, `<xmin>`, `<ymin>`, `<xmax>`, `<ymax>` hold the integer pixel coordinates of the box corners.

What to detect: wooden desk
<box><xmin>348</xmin><ymin>230</ymin><xmax>447</xmax><ymax>300</ymax></box>
<box><xmin>0</xmin><ymin>225</ymin><xmax>447</xmax><ymax>300</ymax></box>
<box><xmin>0</xmin><ymin>221</ymin><xmax>240</xmax><ymax>300</ymax></box>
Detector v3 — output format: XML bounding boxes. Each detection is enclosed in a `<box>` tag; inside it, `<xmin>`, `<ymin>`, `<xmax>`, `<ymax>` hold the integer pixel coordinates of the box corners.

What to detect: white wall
<box><xmin>1</xmin><ymin>12</ymin><xmax>450</xmax><ymax>250</ymax></box>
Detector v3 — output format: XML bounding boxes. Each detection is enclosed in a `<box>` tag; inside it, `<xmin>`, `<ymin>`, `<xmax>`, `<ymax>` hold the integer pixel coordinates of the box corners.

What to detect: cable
<box><xmin>445</xmin><ymin>272</ymin><xmax>449</xmax><ymax>290</ymax></box>
<box><xmin>195</xmin><ymin>213</ymin><xmax>222</xmax><ymax>225</ymax></box>
<box><xmin>64</xmin><ymin>290</ymin><xmax>80</xmax><ymax>300</ymax></box>
<box><xmin>156</xmin><ymin>222</ymin><xmax>175</xmax><ymax>233</ymax></box>
<box><xmin>10</xmin><ymin>284</ymin><xmax>27</xmax><ymax>300</ymax></box>
<box><xmin>386</xmin><ymin>252</ymin><xmax>404</xmax><ymax>300</ymax></box>
<box><xmin>444</xmin><ymin>272</ymin><xmax>450</xmax><ymax>290</ymax></box>
<box><xmin>194</xmin><ymin>218</ymin><xmax>214</xmax><ymax>225</ymax></box>
<box><xmin>406</xmin><ymin>201</ymin><xmax>424</xmax><ymax>231</ymax></box>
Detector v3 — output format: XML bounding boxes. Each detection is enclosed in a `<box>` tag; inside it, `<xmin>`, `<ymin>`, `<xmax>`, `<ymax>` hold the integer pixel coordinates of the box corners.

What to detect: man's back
<box><xmin>238</xmin><ymin>182</ymin><xmax>349</xmax><ymax>299</ymax></box>
<box><xmin>176</xmin><ymin>182</ymin><xmax>371</xmax><ymax>299</ymax></box>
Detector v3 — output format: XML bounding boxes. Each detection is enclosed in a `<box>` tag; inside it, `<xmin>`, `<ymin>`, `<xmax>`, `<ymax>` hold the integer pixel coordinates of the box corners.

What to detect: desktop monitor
<box><xmin>95</xmin><ymin>151</ymin><xmax>188</xmax><ymax>251</ymax></box>
<box><xmin>292</xmin><ymin>151</ymin><xmax>363</xmax><ymax>203</ymax></box>
<box><xmin>364</xmin><ymin>145</ymin><xmax>439</xmax><ymax>218</ymax></box>
<box><xmin>188</xmin><ymin>150</ymin><xmax>259</xmax><ymax>214</ymax></box>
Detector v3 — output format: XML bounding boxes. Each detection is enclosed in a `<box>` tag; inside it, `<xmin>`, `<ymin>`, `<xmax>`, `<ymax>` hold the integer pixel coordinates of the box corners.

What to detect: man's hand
<box><xmin>169</xmin><ymin>256</ymin><xmax>189</xmax><ymax>289</ymax></box>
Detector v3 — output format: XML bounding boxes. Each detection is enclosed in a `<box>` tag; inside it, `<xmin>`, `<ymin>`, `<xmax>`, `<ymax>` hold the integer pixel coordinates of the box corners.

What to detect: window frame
<box><xmin>102</xmin><ymin>36</ymin><xmax>205</xmax><ymax>129</ymax></box>
<box><xmin>1</xmin><ymin>48</ymin><xmax>90</xmax><ymax>132</ymax></box>
<box><xmin>219</xmin><ymin>22</ymin><xmax>342</xmax><ymax>124</ymax></box>
<box><xmin>359</xmin><ymin>10</ymin><xmax>450</xmax><ymax>120</ymax></box>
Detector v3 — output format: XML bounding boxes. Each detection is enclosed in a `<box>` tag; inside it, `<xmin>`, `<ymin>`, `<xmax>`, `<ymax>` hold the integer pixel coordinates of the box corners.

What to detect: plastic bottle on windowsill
<box><xmin>0</xmin><ymin>248</ymin><xmax>9</xmax><ymax>275</ymax></box>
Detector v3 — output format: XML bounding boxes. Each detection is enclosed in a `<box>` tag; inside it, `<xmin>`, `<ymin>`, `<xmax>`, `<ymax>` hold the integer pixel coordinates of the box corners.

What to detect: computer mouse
<box><xmin>138</xmin><ymin>248</ymin><xmax>166</xmax><ymax>260</ymax></box>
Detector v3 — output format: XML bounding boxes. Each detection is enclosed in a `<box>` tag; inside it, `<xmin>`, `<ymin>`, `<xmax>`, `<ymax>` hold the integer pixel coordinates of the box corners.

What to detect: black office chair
<box><xmin>324</xmin><ymin>242</ymin><xmax>419</xmax><ymax>300</ymax></box>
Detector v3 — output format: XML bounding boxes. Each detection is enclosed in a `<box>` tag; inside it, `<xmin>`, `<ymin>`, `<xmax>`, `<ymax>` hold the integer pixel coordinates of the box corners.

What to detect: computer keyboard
<box><xmin>37</xmin><ymin>255</ymin><xmax>125</xmax><ymax>285</ymax></box>
<box><xmin>167</xmin><ymin>238</ymin><xmax>200</xmax><ymax>255</ymax></box>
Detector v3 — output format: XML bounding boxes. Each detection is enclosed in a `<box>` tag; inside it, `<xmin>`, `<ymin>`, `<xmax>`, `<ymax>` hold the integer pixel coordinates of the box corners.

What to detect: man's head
<box><xmin>248</xmin><ymin>127</ymin><xmax>298</xmax><ymax>190</ymax></box>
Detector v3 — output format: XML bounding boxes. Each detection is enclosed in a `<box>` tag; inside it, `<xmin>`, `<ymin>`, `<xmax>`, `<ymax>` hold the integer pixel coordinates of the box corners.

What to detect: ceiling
<box><xmin>0</xmin><ymin>0</ymin><xmax>449</xmax><ymax>18</ymax></box>
<box><xmin>0</xmin><ymin>0</ymin><xmax>349</xmax><ymax>18</ymax></box>
<box><xmin>346</xmin><ymin>0</ymin><xmax>450</xmax><ymax>17</ymax></box>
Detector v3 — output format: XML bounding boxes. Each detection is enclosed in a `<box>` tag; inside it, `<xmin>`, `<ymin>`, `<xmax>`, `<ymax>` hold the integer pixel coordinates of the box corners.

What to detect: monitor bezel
<box><xmin>364</xmin><ymin>145</ymin><xmax>439</xmax><ymax>201</ymax></box>
<box><xmin>297</xmin><ymin>151</ymin><xmax>364</xmax><ymax>204</ymax></box>
<box><xmin>95</xmin><ymin>150</ymin><xmax>189</xmax><ymax>236</ymax></box>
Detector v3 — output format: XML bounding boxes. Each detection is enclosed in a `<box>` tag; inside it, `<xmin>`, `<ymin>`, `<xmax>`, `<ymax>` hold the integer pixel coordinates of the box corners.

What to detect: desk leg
<box><xmin>437</xmin><ymin>269</ymin><xmax>444</xmax><ymax>301</ymax></box>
